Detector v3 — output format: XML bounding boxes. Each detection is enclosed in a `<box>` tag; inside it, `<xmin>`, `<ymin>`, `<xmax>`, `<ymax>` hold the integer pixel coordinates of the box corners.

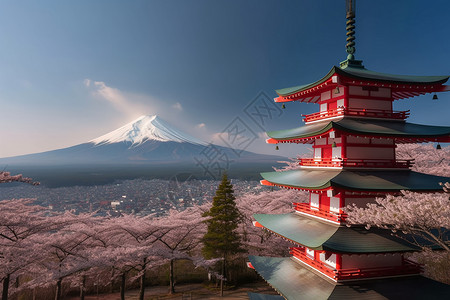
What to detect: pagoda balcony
<box><xmin>299</xmin><ymin>158</ymin><xmax>414</xmax><ymax>169</ymax></box>
<box><xmin>293</xmin><ymin>202</ymin><xmax>347</xmax><ymax>223</ymax></box>
<box><xmin>302</xmin><ymin>108</ymin><xmax>410</xmax><ymax>123</ymax></box>
<box><xmin>290</xmin><ymin>247</ymin><xmax>422</xmax><ymax>281</ymax></box>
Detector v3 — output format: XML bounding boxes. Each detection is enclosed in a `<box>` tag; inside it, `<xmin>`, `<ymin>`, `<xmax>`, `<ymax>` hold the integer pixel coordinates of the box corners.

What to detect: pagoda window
<box><xmin>336</xmin><ymin>99</ymin><xmax>345</xmax><ymax>108</ymax></box>
<box><xmin>347</xmin><ymin>136</ymin><xmax>370</xmax><ymax>144</ymax></box>
<box><xmin>348</xmin><ymin>98</ymin><xmax>392</xmax><ymax>111</ymax></box>
<box><xmin>315</xmin><ymin>138</ymin><xmax>327</xmax><ymax>146</ymax></box>
<box><xmin>370</xmin><ymin>87</ymin><xmax>391</xmax><ymax>98</ymax></box>
<box><xmin>349</xmin><ymin>85</ymin><xmax>369</xmax><ymax>96</ymax></box>
<box><xmin>330</xmin><ymin>196</ymin><xmax>341</xmax><ymax>213</ymax></box>
<box><xmin>346</xmin><ymin>146</ymin><xmax>394</xmax><ymax>160</ymax></box>
<box><xmin>314</xmin><ymin>148</ymin><xmax>322</xmax><ymax>159</ymax></box>
<box><xmin>319</xmin><ymin>252</ymin><xmax>337</xmax><ymax>269</ymax></box>
<box><xmin>320</xmin><ymin>103</ymin><xmax>327</xmax><ymax>112</ymax></box>
<box><xmin>332</xmin><ymin>146</ymin><xmax>341</xmax><ymax>159</ymax></box>
<box><xmin>321</xmin><ymin>90</ymin><xmax>331</xmax><ymax>101</ymax></box>
<box><xmin>306</xmin><ymin>248</ymin><xmax>315</xmax><ymax>259</ymax></box>
<box><xmin>346</xmin><ymin>197</ymin><xmax>376</xmax><ymax>209</ymax></box>
<box><xmin>342</xmin><ymin>253</ymin><xmax>402</xmax><ymax>269</ymax></box>
<box><xmin>371</xmin><ymin>138</ymin><xmax>394</xmax><ymax>145</ymax></box>
<box><xmin>310</xmin><ymin>193</ymin><xmax>320</xmax><ymax>209</ymax></box>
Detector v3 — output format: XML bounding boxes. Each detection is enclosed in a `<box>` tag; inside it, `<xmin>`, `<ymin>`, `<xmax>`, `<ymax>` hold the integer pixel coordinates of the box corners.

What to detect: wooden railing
<box><xmin>302</xmin><ymin>108</ymin><xmax>410</xmax><ymax>123</ymax></box>
<box><xmin>290</xmin><ymin>247</ymin><xmax>336</xmax><ymax>279</ymax></box>
<box><xmin>290</xmin><ymin>247</ymin><xmax>422</xmax><ymax>281</ymax></box>
<box><xmin>293</xmin><ymin>202</ymin><xmax>347</xmax><ymax>223</ymax></box>
<box><xmin>299</xmin><ymin>158</ymin><xmax>414</xmax><ymax>169</ymax></box>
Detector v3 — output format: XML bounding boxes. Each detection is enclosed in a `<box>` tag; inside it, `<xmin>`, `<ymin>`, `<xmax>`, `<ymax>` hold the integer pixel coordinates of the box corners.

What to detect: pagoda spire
<box><xmin>345</xmin><ymin>0</ymin><xmax>356</xmax><ymax>58</ymax></box>
<box><xmin>340</xmin><ymin>0</ymin><xmax>364</xmax><ymax>68</ymax></box>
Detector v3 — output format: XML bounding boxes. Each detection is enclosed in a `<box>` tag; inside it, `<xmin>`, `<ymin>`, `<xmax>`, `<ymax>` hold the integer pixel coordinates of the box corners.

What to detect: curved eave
<box><xmin>261</xmin><ymin>169</ymin><xmax>449</xmax><ymax>192</ymax></box>
<box><xmin>275</xmin><ymin>65</ymin><xmax>449</xmax><ymax>99</ymax></box>
<box><xmin>266</xmin><ymin>119</ymin><xmax>450</xmax><ymax>143</ymax></box>
<box><xmin>275</xmin><ymin>67</ymin><xmax>337</xmax><ymax>97</ymax></box>
<box><xmin>248</xmin><ymin>256</ymin><xmax>450</xmax><ymax>300</ymax></box>
<box><xmin>336</xmin><ymin>66</ymin><xmax>449</xmax><ymax>85</ymax></box>
<box><xmin>253</xmin><ymin>213</ymin><xmax>418</xmax><ymax>253</ymax></box>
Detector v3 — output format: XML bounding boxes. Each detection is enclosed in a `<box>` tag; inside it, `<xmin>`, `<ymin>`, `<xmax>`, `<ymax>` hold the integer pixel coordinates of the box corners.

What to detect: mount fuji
<box><xmin>0</xmin><ymin>115</ymin><xmax>285</xmax><ymax>186</ymax></box>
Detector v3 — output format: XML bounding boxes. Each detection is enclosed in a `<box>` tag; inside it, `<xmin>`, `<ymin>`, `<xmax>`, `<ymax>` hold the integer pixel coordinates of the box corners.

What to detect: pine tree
<box><xmin>202</xmin><ymin>173</ymin><xmax>243</xmax><ymax>296</ymax></box>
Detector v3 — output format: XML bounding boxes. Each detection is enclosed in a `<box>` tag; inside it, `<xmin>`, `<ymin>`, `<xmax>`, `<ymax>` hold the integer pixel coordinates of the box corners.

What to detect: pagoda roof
<box><xmin>248</xmin><ymin>292</ymin><xmax>284</xmax><ymax>300</ymax></box>
<box><xmin>276</xmin><ymin>65</ymin><xmax>449</xmax><ymax>97</ymax></box>
<box><xmin>248</xmin><ymin>256</ymin><xmax>450</xmax><ymax>300</ymax></box>
<box><xmin>253</xmin><ymin>213</ymin><xmax>417</xmax><ymax>253</ymax></box>
<box><xmin>260</xmin><ymin>169</ymin><xmax>448</xmax><ymax>192</ymax></box>
<box><xmin>266</xmin><ymin>118</ymin><xmax>450</xmax><ymax>143</ymax></box>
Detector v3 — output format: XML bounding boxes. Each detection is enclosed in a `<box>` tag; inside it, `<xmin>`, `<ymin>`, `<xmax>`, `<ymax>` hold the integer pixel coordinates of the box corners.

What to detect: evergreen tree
<box><xmin>202</xmin><ymin>173</ymin><xmax>243</xmax><ymax>296</ymax></box>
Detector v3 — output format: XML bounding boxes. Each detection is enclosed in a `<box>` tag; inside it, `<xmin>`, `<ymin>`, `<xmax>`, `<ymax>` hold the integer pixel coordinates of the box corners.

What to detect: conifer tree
<box><xmin>202</xmin><ymin>173</ymin><xmax>242</xmax><ymax>296</ymax></box>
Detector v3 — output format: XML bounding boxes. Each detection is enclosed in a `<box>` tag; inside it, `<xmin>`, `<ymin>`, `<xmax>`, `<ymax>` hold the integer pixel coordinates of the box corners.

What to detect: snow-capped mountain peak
<box><xmin>90</xmin><ymin>115</ymin><xmax>207</xmax><ymax>146</ymax></box>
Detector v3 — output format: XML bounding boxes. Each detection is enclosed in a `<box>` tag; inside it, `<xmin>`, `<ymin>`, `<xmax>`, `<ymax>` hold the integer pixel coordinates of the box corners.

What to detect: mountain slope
<box><xmin>0</xmin><ymin>115</ymin><xmax>285</xmax><ymax>185</ymax></box>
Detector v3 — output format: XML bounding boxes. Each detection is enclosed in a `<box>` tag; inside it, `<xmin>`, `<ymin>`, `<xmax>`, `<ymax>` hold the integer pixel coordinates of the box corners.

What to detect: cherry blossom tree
<box><xmin>397</xmin><ymin>143</ymin><xmax>450</xmax><ymax>176</ymax></box>
<box><xmin>346</xmin><ymin>190</ymin><xmax>449</xmax><ymax>251</ymax></box>
<box><xmin>0</xmin><ymin>199</ymin><xmax>49</xmax><ymax>300</ymax></box>
<box><xmin>152</xmin><ymin>207</ymin><xmax>205</xmax><ymax>294</ymax></box>
<box><xmin>236</xmin><ymin>189</ymin><xmax>307</xmax><ymax>256</ymax></box>
<box><xmin>346</xmin><ymin>144</ymin><xmax>450</xmax><ymax>282</ymax></box>
<box><xmin>0</xmin><ymin>172</ymin><xmax>39</xmax><ymax>185</ymax></box>
<box><xmin>23</xmin><ymin>212</ymin><xmax>100</xmax><ymax>300</ymax></box>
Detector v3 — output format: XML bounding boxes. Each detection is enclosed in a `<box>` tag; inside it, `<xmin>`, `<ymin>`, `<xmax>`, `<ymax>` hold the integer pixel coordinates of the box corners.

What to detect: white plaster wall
<box><xmin>315</xmin><ymin>138</ymin><xmax>327</xmax><ymax>146</ymax></box>
<box><xmin>346</xmin><ymin>147</ymin><xmax>394</xmax><ymax>160</ymax></box>
<box><xmin>348</xmin><ymin>98</ymin><xmax>391</xmax><ymax>110</ymax></box>
<box><xmin>347</xmin><ymin>136</ymin><xmax>370</xmax><ymax>144</ymax></box>
<box><xmin>371</xmin><ymin>138</ymin><xmax>394</xmax><ymax>145</ymax></box>
<box><xmin>349</xmin><ymin>86</ymin><xmax>369</xmax><ymax>96</ymax></box>
<box><xmin>310</xmin><ymin>194</ymin><xmax>320</xmax><ymax>208</ymax></box>
<box><xmin>332</xmin><ymin>146</ymin><xmax>342</xmax><ymax>158</ymax></box>
<box><xmin>321</xmin><ymin>91</ymin><xmax>331</xmax><ymax>101</ymax></box>
<box><xmin>314</xmin><ymin>148</ymin><xmax>322</xmax><ymax>159</ymax></box>
<box><xmin>343</xmin><ymin>197</ymin><xmax>376</xmax><ymax>209</ymax></box>
<box><xmin>370</xmin><ymin>88</ymin><xmax>391</xmax><ymax>98</ymax></box>
<box><xmin>342</xmin><ymin>253</ymin><xmax>403</xmax><ymax>269</ymax></box>
<box><xmin>330</xmin><ymin>197</ymin><xmax>340</xmax><ymax>213</ymax></box>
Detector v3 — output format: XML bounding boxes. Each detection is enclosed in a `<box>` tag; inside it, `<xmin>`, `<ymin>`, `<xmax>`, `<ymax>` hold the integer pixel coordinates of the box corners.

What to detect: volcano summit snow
<box><xmin>91</xmin><ymin>115</ymin><xmax>206</xmax><ymax>147</ymax></box>
<box><xmin>0</xmin><ymin>115</ymin><xmax>284</xmax><ymax>185</ymax></box>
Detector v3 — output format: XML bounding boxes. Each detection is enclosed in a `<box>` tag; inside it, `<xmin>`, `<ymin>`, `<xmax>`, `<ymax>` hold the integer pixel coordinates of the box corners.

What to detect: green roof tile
<box><xmin>266</xmin><ymin>119</ymin><xmax>450</xmax><ymax>141</ymax></box>
<box><xmin>260</xmin><ymin>169</ymin><xmax>449</xmax><ymax>191</ymax></box>
<box><xmin>249</xmin><ymin>256</ymin><xmax>450</xmax><ymax>300</ymax></box>
<box><xmin>253</xmin><ymin>213</ymin><xmax>417</xmax><ymax>253</ymax></box>
<box><xmin>275</xmin><ymin>66</ymin><xmax>449</xmax><ymax>96</ymax></box>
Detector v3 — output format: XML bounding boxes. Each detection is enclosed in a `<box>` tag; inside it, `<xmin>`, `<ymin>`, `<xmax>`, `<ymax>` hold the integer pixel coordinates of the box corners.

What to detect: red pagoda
<box><xmin>248</xmin><ymin>1</ymin><xmax>450</xmax><ymax>299</ymax></box>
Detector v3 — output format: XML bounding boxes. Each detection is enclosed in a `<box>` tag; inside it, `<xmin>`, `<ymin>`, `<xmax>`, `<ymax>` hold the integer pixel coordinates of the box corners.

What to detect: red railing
<box><xmin>299</xmin><ymin>158</ymin><xmax>414</xmax><ymax>169</ymax></box>
<box><xmin>290</xmin><ymin>247</ymin><xmax>422</xmax><ymax>281</ymax></box>
<box><xmin>302</xmin><ymin>108</ymin><xmax>410</xmax><ymax>123</ymax></box>
<box><xmin>290</xmin><ymin>247</ymin><xmax>336</xmax><ymax>279</ymax></box>
<box><xmin>335</xmin><ymin>258</ymin><xmax>423</xmax><ymax>280</ymax></box>
<box><xmin>293</xmin><ymin>202</ymin><xmax>347</xmax><ymax>223</ymax></box>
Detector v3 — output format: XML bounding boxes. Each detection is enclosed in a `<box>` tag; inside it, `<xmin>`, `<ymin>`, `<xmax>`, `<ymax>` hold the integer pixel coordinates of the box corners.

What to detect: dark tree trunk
<box><xmin>138</xmin><ymin>258</ymin><xmax>147</xmax><ymax>300</ymax></box>
<box><xmin>80</xmin><ymin>275</ymin><xmax>86</xmax><ymax>300</ymax></box>
<box><xmin>2</xmin><ymin>274</ymin><xmax>10</xmax><ymax>300</ymax></box>
<box><xmin>55</xmin><ymin>278</ymin><xmax>62</xmax><ymax>300</ymax></box>
<box><xmin>169</xmin><ymin>259</ymin><xmax>175</xmax><ymax>294</ymax></box>
<box><xmin>220</xmin><ymin>256</ymin><xmax>225</xmax><ymax>297</ymax></box>
<box><xmin>120</xmin><ymin>273</ymin><xmax>126</xmax><ymax>300</ymax></box>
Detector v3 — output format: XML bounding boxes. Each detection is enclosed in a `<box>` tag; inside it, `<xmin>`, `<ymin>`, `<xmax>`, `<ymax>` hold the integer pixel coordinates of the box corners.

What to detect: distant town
<box><xmin>0</xmin><ymin>178</ymin><xmax>265</xmax><ymax>216</ymax></box>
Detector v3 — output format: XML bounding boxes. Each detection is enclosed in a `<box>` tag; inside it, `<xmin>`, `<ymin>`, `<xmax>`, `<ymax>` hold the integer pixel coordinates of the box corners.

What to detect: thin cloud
<box><xmin>172</xmin><ymin>102</ymin><xmax>183</xmax><ymax>111</ymax></box>
<box><xmin>84</xmin><ymin>78</ymin><xmax>155</xmax><ymax>119</ymax></box>
<box><xmin>196</xmin><ymin>123</ymin><xmax>206</xmax><ymax>129</ymax></box>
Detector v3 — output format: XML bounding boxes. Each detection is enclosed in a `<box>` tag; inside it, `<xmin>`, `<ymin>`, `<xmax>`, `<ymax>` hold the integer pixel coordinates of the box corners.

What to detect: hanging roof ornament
<box><xmin>340</xmin><ymin>0</ymin><xmax>364</xmax><ymax>69</ymax></box>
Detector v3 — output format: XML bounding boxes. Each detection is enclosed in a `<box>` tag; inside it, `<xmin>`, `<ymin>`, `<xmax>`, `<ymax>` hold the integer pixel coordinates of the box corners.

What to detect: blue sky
<box><xmin>1</xmin><ymin>0</ymin><xmax>449</xmax><ymax>158</ymax></box>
